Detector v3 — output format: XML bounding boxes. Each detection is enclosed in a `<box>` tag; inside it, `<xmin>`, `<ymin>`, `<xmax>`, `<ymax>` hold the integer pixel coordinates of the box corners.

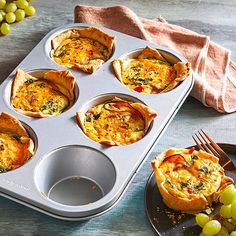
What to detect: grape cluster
<box><xmin>0</xmin><ymin>0</ymin><xmax>36</xmax><ymax>36</ymax></box>
<box><xmin>195</xmin><ymin>184</ymin><xmax>236</xmax><ymax>236</ymax></box>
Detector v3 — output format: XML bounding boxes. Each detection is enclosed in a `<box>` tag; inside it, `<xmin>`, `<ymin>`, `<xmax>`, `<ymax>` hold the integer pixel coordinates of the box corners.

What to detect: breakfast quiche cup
<box><xmin>151</xmin><ymin>148</ymin><xmax>233</xmax><ymax>213</ymax></box>
<box><xmin>113</xmin><ymin>46</ymin><xmax>191</xmax><ymax>94</ymax></box>
<box><xmin>50</xmin><ymin>27</ymin><xmax>115</xmax><ymax>73</ymax></box>
<box><xmin>11</xmin><ymin>69</ymin><xmax>76</xmax><ymax>118</ymax></box>
<box><xmin>76</xmin><ymin>97</ymin><xmax>157</xmax><ymax>146</ymax></box>
<box><xmin>0</xmin><ymin>112</ymin><xmax>35</xmax><ymax>172</ymax></box>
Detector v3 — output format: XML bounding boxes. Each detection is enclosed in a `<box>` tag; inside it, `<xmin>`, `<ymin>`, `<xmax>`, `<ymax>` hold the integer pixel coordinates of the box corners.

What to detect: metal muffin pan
<box><xmin>0</xmin><ymin>23</ymin><xmax>193</xmax><ymax>220</ymax></box>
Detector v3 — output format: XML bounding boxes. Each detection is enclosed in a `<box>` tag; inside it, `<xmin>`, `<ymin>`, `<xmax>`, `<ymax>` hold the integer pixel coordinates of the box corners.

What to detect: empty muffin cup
<box><xmin>34</xmin><ymin>145</ymin><xmax>116</xmax><ymax>206</ymax></box>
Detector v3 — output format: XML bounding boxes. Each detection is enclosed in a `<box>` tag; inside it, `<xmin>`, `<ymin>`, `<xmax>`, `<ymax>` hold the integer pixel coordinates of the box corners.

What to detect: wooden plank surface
<box><xmin>0</xmin><ymin>1</ymin><xmax>236</xmax><ymax>235</ymax></box>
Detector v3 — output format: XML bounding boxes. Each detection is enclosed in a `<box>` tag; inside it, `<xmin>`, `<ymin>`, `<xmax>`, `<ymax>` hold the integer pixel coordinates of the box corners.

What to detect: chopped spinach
<box><xmin>85</xmin><ymin>114</ymin><xmax>92</xmax><ymax>122</ymax></box>
<box><xmin>167</xmin><ymin>180</ymin><xmax>174</xmax><ymax>188</ymax></box>
<box><xmin>25</xmin><ymin>79</ymin><xmax>34</xmax><ymax>85</ymax></box>
<box><xmin>180</xmin><ymin>182</ymin><xmax>188</xmax><ymax>188</ymax></box>
<box><xmin>38</xmin><ymin>83</ymin><xmax>45</xmax><ymax>88</ymax></box>
<box><xmin>41</xmin><ymin>101</ymin><xmax>54</xmax><ymax>111</ymax></box>
<box><xmin>199</xmin><ymin>166</ymin><xmax>209</xmax><ymax>174</ymax></box>
<box><xmin>194</xmin><ymin>182</ymin><xmax>204</xmax><ymax>191</ymax></box>
<box><xmin>134</xmin><ymin>77</ymin><xmax>149</xmax><ymax>84</ymax></box>
<box><xmin>191</xmin><ymin>155</ymin><xmax>199</xmax><ymax>160</ymax></box>
<box><xmin>93</xmin><ymin>113</ymin><xmax>101</xmax><ymax>120</ymax></box>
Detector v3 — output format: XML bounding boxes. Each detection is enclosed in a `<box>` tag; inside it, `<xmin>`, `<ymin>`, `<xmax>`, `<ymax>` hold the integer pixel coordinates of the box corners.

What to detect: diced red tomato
<box><xmin>189</xmin><ymin>147</ymin><xmax>195</xmax><ymax>154</ymax></box>
<box><xmin>134</xmin><ymin>86</ymin><xmax>144</xmax><ymax>93</ymax></box>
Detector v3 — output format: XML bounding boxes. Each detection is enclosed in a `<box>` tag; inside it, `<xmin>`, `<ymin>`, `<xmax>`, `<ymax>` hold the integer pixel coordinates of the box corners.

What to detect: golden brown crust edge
<box><xmin>74</xmin><ymin>27</ymin><xmax>115</xmax><ymax>58</ymax></box>
<box><xmin>0</xmin><ymin>112</ymin><xmax>29</xmax><ymax>137</ymax></box>
<box><xmin>151</xmin><ymin>148</ymin><xmax>233</xmax><ymax>213</ymax></box>
<box><xmin>51</xmin><ymin>30</ymin><xmax>72</xmax><ymax>51</ymax></box>
<box><xmin>160</xmin><ymin>62</ymin><xmax>192</xmax><ymax>93</ymax></box>
<box><xmin>131</xmin><ymin>103</ymin><xmax>157</xmax><ymax>133</ymax></box>
<box><xmin>73</xmin><ymin>59</ymin><xmax>104</xmax><ymax>74</ymax></box>
<box><xmin>112</xmin><ymin>59</ymin><xmax>123</xmax><ymax>83</ymax></box>
<box><xmin>137</xmin><ymin>46</ymin><xmax>167</xmax><ymax>61</ymax></box>
<box><xmin>43</xmin><ymin>70</ymin><xmax>76</xmax><ymax>106</ymax></box>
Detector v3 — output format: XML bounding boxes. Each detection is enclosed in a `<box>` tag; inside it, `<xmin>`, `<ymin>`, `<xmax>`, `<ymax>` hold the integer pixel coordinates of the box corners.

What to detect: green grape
<box><xmin>220</xmin><ymin>185</ymin><xmax>236</xmax><ymax>205</ymax></box>
<box><xmin>0</xmin><ymin>0</ymin><xmax>6</xmax><ymax>9</ymax></box>
<box><xmin>0</xmin><ymin>9</ymin><xmax>6</xmax><ymax>18</ymax></box>
<box><xmin>216</xmin><ymin>226</ymin><xmax>229</xmax><ymax>236</ymax></box>
<box><xmin>5</xmin><ymin>12</ymin><xmax>16</xmax><ymax>23</ymax></box>
<box><xmin>25</xmin><ymin>5</ymin><xmax>35</xmax><ymax>16</ymax></box>
<box><xmin>202</xmin><ymin>220</ymin><xmax>221</xmax><ymax>235</ymax></box>
<box><xmin>0</xmin><ymin>12</ymin><xmax>3</xmax><ymax>22</ymax></box>
<box><xmin>230</xmin><ymin>231</ymin><xmax>236</xmax><ymax>236</ymax></box>
<box><xmin>5</xmin><ymin>3</ymin><xmax>17</xmax><ymax>13</ymax></box>
<box><xmin>15</xmin><ymin>9</ymin><xmax>25</xmax><ymax>21</ymax></box>
<box><xmin>196</xmin><ymin>213</ymin><xmax>210</xmax><ymax>228</ymax></box>
<box><xmin>231</xmin><ymin>200</ymin><xmax>236</xmax><ymax>221</ymax></box>
<box><xmin>220</xmin><ymin>204</ymin><xmax>232</xmax><ymax>218</ymax></box>
<box><xmin>16</xmin><ymin>0</ymin><xmax>28</xmax><ymax>10</ymax></box>
<box><xmin>0</xmin><ymin>22</ymin><xmax>10</xmax><ymax>35</ymax></box>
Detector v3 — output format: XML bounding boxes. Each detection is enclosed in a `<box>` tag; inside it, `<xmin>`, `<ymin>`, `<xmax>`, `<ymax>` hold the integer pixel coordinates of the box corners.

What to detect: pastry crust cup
<box><xmin>113</xmin><ymin>46</ymin><xmax>191</xmax><ymax>94</ymax></box>
<box><xmin>76</xmin><ymin>97</ymin><xmax>157</xmax><ymax>146</ymax></box>
<box><xmin>0</xmin><ymin>112</ymin><xmax>35</xmax><ymax>171</ymax></box>
<box><xmin>11</xmin><ymin>69</ymin><xmax>76</xmax><ymax>118</ymax></box>
<box><xmin>151</xmin><ymin>148</ymin><xmax>233</xmax><ymax>213</ymax></box>
<box><xmin>51</xmin><ymin>27</ymin><xmax>116</xmax><ymax>73</ymax></box>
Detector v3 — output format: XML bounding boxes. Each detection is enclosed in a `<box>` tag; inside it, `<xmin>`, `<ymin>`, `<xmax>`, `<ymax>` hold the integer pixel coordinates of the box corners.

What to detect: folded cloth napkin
<box><xmin>74</xmin><ymin>5</ymin><xmax>236</xmax><ymax>113</ymax></box>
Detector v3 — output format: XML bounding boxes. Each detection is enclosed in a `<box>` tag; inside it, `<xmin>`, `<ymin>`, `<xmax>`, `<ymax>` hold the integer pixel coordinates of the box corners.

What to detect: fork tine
<box><xmin>192</xmin><ymin>134</ymin><xmax>203</xmax><ymax>151</ymax></box>
<box><xmin>200</xmin><ymin>129</ymin><xmax>228</xmax><ymax>156</ymax></box>
<box><xmin>192</xmin><ymin>130</ymin><xmax>236</xmax><ymax>172</ymax></box>
<box><xmin>193</xmin><ymin>133</ymin><xmax>213</xmax><ymax>155</ymax></box>
<box><xmin>198</xmin><ymin>130</ymin><xmax>221</xmax><ymax>158</ymax></box>
<box><xmin>200</xmin><ymin>129</ymin><xmax>236</xmax><ymax>171</ymax></box>
<box><xmin>200</xmin><ymin>129</ymin><xmax>231</xmax><ymax>164</ymax></box>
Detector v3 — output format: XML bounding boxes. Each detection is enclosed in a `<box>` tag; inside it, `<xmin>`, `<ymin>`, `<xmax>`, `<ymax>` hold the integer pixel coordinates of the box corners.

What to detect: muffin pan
<box><xmin>0</xmin><ymin>23</ymin><xmax>193</xmax><ymax>220</ymax></box>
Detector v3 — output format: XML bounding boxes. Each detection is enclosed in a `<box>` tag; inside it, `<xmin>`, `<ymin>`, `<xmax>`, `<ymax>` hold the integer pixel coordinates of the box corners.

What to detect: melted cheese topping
<box><xmin>83</xmin><ymin>101</ymin><xmax>145</xmax><ymax>145</ymax></box>
<box><xmin>12</xmin><ymin>79</ymin><xmax>69</xmax><ymax>116</ymax></box>
<box><xmin>53</xmin><ymin>38</ymin><xmax>109</xmax><ymax>68</ymax></box>
<box><xmin>159</xmin><ymin>153</ymin><xmax>222</xmax><ymax>198</ymax></box>
<box><xmin>122</xmin><ymin>59</ymin><xmax>176</xmax><ymax>94</ymax></box>
<box><xmin>0</xmin><ymin>133</ymin><xmax>30</xmax><ymax>172</ymax></box>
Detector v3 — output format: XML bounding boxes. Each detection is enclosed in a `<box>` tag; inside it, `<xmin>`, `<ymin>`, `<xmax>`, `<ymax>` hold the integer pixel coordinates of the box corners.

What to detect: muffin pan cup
<box><xmin>0</xmin><ymin>23</ymin><xmax>193</xmax><ymax>220</ymax></box>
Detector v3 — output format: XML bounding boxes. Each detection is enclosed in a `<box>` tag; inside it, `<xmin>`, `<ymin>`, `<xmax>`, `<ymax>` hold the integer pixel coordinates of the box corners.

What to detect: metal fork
<box><xmin>192</xmin><ymin>129</ymin><xmax>236</xmax><ymax>173</ymax></box>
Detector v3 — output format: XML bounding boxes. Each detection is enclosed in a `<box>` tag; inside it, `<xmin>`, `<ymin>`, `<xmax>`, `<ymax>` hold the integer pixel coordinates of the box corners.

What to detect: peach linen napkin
<box><xmin>74</xmin><ymin>5</ymin><xmax>236</xmax><ymax>113</ymax></box>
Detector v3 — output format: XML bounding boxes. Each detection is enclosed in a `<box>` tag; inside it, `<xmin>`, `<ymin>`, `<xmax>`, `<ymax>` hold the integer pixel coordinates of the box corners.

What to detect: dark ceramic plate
<box><xmin>144</xmin><ymin>143</ymin><xmax>236</xmax><ymax>236</ymax></box>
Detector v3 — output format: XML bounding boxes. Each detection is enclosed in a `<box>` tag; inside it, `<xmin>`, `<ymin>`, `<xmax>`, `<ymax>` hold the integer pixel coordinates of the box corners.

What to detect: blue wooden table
<box><xmin>0</xmin><ymin>1</ymin><xmax>235</xmax><ymax>235</ymax></box>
